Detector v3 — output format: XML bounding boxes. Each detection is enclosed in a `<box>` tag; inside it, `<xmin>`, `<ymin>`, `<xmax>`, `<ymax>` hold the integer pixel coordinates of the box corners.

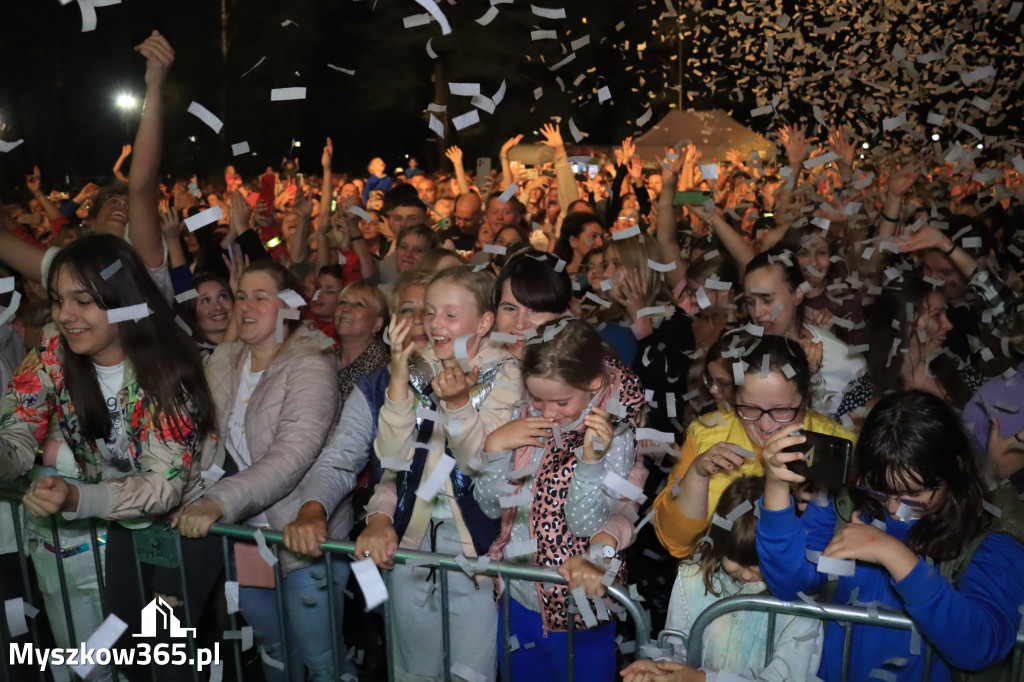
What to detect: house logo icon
<box><xmin>133</xmin><ymin>597</ymin><xmax>196</xmax><ymax>638</ymax></box>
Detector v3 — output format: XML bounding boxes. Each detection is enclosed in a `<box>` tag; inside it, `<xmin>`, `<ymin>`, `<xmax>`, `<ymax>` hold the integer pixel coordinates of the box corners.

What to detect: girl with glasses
<box><xmin>758</xmin><ymin>390</ymin><xmax>1024</xmax><ymax>681</ymax></box>
<box><xmin>652</xmin><ymin>335</ymin><xmax>854</xmax><ymax>559</ymax></box>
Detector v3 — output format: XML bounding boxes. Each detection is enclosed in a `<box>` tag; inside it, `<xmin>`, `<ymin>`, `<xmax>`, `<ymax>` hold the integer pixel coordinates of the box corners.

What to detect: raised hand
<box><xmin>321</xmin><ymin>137</ymin><xmax>333</xmax><ymax>170</ymax></box>
<box><xmin>828</xmin><ymin>125</ymin><xmax>855</xmax><ymax>168</ymax></box>
<box><xmin>134</xmin><ymin>30</ymin><xmax>175</xmax><ymax>89</ymax></box>
<box><xmin>445</xmin><ymin>145</ymin><xmax>464</xmax><ymax>166</ymax></box>
<box><xmin>779</xmin><ymin>124</ymin><xmax>809</xmax><ymax>165</ymax></box>
<box><xmin>620</xmin><ymin>136</ymin><xmax>636</xmax><ymax>161</ymax></box>
<box><xmin>897</xmin><ymin>225</ymin><xmax>951</xmax><ymax>254</ymax></box>
<box><xmin>888</xmin><ymin>160</ymin><xmax>923</xmax><ymax>197</ymax></box>
<box><xmin>500</xmin><ymin>134</ymin><xmax>524</xmax><ymax>156</ymax></box>
<box><xmin>431</xmin><ymin>365</ymin><xmax>479</xmax><ymax>409</ymax></box>
<box><xmin>159</xmin><ymin>204</ymin><xmax>182</xmax><ymax>238</ymax></box>
<box><xmin>293</xmin><ymin>187</ymin><xmax>314</xmax><ymax>219</ymax></box>
<box><xmin>119</xmin><ymin>144</ymin><xmax>133</xmax><ymax>159</ymax></box>
<box><xmin>26</xmin><ymin>166</ymin><xmax>41</xmax><ymax>194</ymax></box>
<box><xmin>539</xmin><ymin>123</ymin><xmax>565</xmax><ymax>150</ymax></box>
<box><xmin>627</xmin><ymin>155</ymin><xmax>644</xmax><ymax>184</ymax></box>
<box><xmin>229</xmin><ymin>190</ymin><xmax>253</xmax><ymax>235</ymax></box>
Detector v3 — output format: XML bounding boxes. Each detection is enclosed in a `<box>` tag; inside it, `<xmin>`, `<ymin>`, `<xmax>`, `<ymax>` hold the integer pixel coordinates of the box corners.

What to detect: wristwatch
<box><xmin>598</xmin><ymin>544</ymin><xmax>615</xmax><ymax>559</ymax></box>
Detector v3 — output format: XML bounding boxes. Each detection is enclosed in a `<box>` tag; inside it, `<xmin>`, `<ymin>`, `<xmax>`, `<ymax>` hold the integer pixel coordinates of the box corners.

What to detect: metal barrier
<box><xmin>657</xmin><ymin>593</ymin><xmax>1024</xmax><ymax>682</ymax></box>
<box><xmin>1</xmin><ymin>486</ymin><xmax>650</xmax><ymax>682</ymax></box>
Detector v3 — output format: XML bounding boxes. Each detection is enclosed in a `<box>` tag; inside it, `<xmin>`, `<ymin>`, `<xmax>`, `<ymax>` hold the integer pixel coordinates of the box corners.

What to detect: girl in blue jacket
<box><xmin>756</xmin><ymin>389</ymin><xmax>1024</xmax><ymax>682</ymax></box>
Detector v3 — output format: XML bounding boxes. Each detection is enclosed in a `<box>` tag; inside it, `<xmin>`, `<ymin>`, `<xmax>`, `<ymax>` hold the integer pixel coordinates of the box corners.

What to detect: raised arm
<box><xmin>540</xmin><ymin>124</ymin><xmax>579</xmax><ymax>219</ymax></box>
<box><xmin>128</xmin><ymin>30</ymin><xmax>174</xmax><ymax>269</ymax></box>
<box><xmin>113</xmin><ymin>144</ymin><xmax>132</xmax><ymax>183</ymax></box>
<box><xmin>445</xmin><ymin>146</ymin><xmax>471</xmax><ymax>196</ymax></box>
<box><xmin>25</xmin><ymin>167</ymin><xmax>63</xmax><ymax>222</ymax></box>
<box><xmin>499</xmin><ymin>135</ymin><xmax>523</xmax><ymax>191</ymax></box>
<box><xmin>0</xmin><ymin>203</ymin><xmax>46</xmax><ymax>279</ymax></box>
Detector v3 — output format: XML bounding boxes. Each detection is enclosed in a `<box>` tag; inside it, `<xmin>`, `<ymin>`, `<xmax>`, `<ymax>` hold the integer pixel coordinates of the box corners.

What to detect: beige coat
<box><xmin>202</xmin><ymin>323</ymin><xmax>341</xmax><ymax>572</ymax></box>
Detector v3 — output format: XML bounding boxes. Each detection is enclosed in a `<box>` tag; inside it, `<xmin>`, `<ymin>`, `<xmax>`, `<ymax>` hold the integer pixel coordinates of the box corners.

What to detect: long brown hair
<box><xmin>47</xmin><ymin>235</ymin><xmax>215</xmax><ymax>442</ymax></box>
<box><xmin>696</xmin><ymin>475</ymin><xmax>765</xmax><ymax>596</ymax></box>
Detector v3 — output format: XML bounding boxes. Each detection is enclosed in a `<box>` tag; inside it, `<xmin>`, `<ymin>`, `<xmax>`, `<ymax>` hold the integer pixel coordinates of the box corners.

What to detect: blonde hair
<box><xmin>340</xmin><ymin>281</ymin><xmax>389</xmax><ymax>322</ymax></box>
<box><xmin>427</xmin><ymin>265</ymin><xmax>495</xmax><ymax>316</ymax></box>
<box><xmin>389</xmin><ymin>269</ymin><xmax>433</xmax><ymax>313</ymax></box>
<box><xmin>600</xmin><ymin>233</ymin><xmax>670</xmax><ymax>321</ymax></box>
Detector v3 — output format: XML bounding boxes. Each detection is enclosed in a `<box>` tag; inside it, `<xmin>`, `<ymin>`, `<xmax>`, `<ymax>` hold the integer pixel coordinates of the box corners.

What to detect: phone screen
<box><xmin>673</xmin><ymin>191</ymin><xmax>713</xmax><ymax>206</ymax></box>
<box><xmin>784</xmin><ymin>430</ymin><xmax>852</xmax><ymax>489</ymax></box>
<box><xmin>259</xmin><ymin>173</ymin><xmax>276</xmax><ymax>216</ymax></box>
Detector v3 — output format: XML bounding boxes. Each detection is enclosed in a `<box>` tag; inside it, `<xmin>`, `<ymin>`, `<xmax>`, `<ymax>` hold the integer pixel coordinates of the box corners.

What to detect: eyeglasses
<box><xmin>854</xmin><ymin>485</ymin><xmax>939</xmax><ymax>513</ymax></box>
<box><xmin>702</xmin><ymin>375</ymin><xmax>732</xmax><ymax>393</ymax></box>
<box><xmin>734</xmin><ymin>404</ymin><xmax>802</xmax><ymax>423</ymax></box>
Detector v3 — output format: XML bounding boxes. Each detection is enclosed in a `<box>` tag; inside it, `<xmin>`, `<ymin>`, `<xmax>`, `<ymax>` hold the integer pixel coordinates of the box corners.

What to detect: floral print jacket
<box><xmin>0</xmin><ymin>323</ymin><xmax>202</xmax><ymax>520</ymax></box>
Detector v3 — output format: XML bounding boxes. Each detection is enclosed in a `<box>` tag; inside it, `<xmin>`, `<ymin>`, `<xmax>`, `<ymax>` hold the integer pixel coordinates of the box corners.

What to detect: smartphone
<box><xmin>476</xmin><ymin>157</ymin><xmax>492</xmax><ymax>190</ymax></box>
<box><xmin>587</xmin><ymin>164</ymin><xmax>600</xmax><ymax>178</ymax></box>
<box><xmin>673</xmin><ymin>190</ymin><xmax>713</xmax><ymax>206</ymax></box>
<box><xmin>525</xmin><ymin>168</ymin><xmax>539</xmax><ymax>180</ymax></box>
<box><xmin>259</xmin><ymin>172</ymin><xmax>276</xmax><ymax>216</ymax></box>
<box><xmin>784</xmin><ymin>430</ymin><xmax>852</xmax><ymax>489</ymax></box>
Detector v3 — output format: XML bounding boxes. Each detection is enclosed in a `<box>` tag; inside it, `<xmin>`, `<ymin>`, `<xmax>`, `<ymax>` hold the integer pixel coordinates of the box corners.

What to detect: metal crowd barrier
<box><xmin>0</xmin><ymin>486</ymin><xmax>650</xmax><ymax>682</ymax></box>
<box><xmin>656</xmin><ymin>593</ymin><xmax>1024</xmax><ymax>682</ymax></box>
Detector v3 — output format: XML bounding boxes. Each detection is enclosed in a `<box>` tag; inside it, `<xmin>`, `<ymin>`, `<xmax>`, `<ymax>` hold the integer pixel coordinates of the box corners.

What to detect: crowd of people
<box><xmin>2</xmin><ymin>29</ymin><xmax>1024</xmax><ymax>682</ymax></box>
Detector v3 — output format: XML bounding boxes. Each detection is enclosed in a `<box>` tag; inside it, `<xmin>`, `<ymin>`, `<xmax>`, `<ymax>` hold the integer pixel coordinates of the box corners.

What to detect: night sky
<box><xmin>1</xmin><ymin>0</ymin><xmax>1022</xmax><ymax>196</ymax></box>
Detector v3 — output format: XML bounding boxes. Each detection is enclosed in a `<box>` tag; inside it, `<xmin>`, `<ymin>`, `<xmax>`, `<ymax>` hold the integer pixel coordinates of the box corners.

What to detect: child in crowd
<box><xmin>476</xmin><ymin>318</ymin><xmax>648</xmax><ymax>682</ymax></box>
<box><xmin>622</xmin><ymin>476</ymin><xmax>822</xmax><ymax>682</ymax></box>
<box><xmin>356</xmin><ymin>265</ymin><xmax>516</xmax><ymax>682</ymax></box>
<box><xmin>758</xmin><ymin>390</ymin><xmax>1024</xmax><ymax>681</ymax></box>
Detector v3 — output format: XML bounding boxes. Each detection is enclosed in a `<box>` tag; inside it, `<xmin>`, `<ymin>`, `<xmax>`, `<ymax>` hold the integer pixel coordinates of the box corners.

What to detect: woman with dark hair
<box><xmin>836</xmin><ymin>276</ymin><xmax>983</xmax><ymax>424</ymax></box>
<box><xmin>175</xmin><ymin>259</ymin><xmax>344</xmax><ymax>682</ymax></box>
<box><xmin>759</xmin><ymin>390</ymin><xmax>1024</xmax><ymax>681</ymax></box>
<box><xmin>178</xmin><ymin>272</ymin><xmax>233</xmax><ymax>355</ymax></box>
<box><xmin>489</xmin><ymin>249</ymin><xmax>572</xmax><ymax>360</ymax></box>
<box><xmin>653</xmin><ymin>334</ymin><xmax>854</xmax><ymax>558</ymax></box>
<box><xmin>0</xmin><ymin>234</ymin><xmax>214</xmax><ymax>680</ymax></box>
<box><xmin>743</xmin><ymin>248</ymin><xmax>865</xmax><ymax>417</ymax></box>
<box><xmin>552</xmin><ymin>212</ymin><xmax>605</xmax><ymax>275</ymax></box>
<box><xmin>677</xmin><ymin>254</ymin><xmax>739</xmax><ymax>349</ymax></box>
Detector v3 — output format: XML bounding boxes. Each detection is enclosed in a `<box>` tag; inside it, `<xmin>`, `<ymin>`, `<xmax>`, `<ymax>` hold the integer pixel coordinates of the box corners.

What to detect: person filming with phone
<box><xmin>652</xmin><ymin>333</ymin><xmax>855</xmax><ymax>558</ymax></box>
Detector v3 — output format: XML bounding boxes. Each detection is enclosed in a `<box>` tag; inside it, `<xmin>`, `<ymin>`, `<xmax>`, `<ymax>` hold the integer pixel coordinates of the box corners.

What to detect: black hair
<box><xmin>47</xmin><ymin>234</ymin><xmax>215</xmax><ymax>443</ymax></box>
<box><xmin>178</xmin><ymin>273</ymin><xmax>233</xmax><ymax>346</ymax></box>
<box><xmin>382</xmin><ymin>184</ymin><xmax>427</xmax><ymax>216</ymax></box>
<box><xmin>492</xmin><ymin>249</ymin><xmax>572</xmax><ymax>315</ymax></box>
<box><xmin>553</xmin><ymin>212</ymin><xmax>605</xmax><ymax>263</ymax></box>
<box><xmin>850</xmin><ymin>390</ymin><xmax>989</xmax><ymax>561</ymax></box>
<box><xmin>736</xmin><ymin>334</ymin><xmax>813</xmax><ymax>403</ymax></box>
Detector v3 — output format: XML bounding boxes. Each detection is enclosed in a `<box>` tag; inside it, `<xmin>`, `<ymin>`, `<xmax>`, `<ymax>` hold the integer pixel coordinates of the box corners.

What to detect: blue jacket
<box><xmin>756</xmin><ymin>496</ymin><xmax>1024</xmax><ymax>681</ymax></box>
<box><xmin>362</xmin><ymin>175</ymin><xmax>394</xmax><ymax>204</ymax></box>
<box><xmin>359</xmin><ymin>367</ymin><xmax>500</xmax><ymax>556</ymax></box>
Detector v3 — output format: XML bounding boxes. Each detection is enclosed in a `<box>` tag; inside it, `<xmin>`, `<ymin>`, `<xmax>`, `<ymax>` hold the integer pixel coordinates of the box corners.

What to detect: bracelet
<box><xmin>943</xmin><ymin>242</ymin><xmax>956</xmax><ymax>256</ymax></box>
<box><xmin>880</xmin><ymin>212</ymin><xmax>900</xmax><ymax>222</ymax></box>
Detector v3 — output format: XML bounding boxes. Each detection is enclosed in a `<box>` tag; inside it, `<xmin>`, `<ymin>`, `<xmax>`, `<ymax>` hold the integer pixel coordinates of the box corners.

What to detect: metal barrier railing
<box><xmin>1</xmin><ymin>486</ymin><xmax>650</xmax><ymax>682</ymax></box>
<box><xmin>661</xmin><ymin>593</ymin><xmax>1024</xmax><ymax>682</ymax></box>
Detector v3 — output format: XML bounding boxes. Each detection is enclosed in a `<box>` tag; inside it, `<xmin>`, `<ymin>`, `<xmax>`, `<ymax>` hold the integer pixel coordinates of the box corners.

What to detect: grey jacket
<box><xmin>202</xmin><ymin>323</ymin><xmax>341</xmax><ymax>572</ymax></box>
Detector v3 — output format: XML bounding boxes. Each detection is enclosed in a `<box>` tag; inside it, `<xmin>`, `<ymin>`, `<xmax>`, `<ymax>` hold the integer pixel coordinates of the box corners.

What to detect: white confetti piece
<box><xmin>531</xmin><ymin>4</ymin><xmax>566</xmax><ymax>18</ymax></box>
<box><xmin>647</xmin><ymin>259</ymin><xmax>676</xmax><ymax>272</ymax></box>
<box><xmin>252</xmin><ymin>528</ymin><xmax>279</xmax><ymax>568</ymax></box>
<box><xmin>270</xmin><ymin>87</ymin><xmax>307</xmax><ymax>101</ymax></box>
<box><xmin>698</xmin><ymin>164</ymin><xmax>718</xmax><ymax>180</ymax></box>
<box><xmin>602</xmin><ymin>471</ymin><xmax>646</xmax><ymax>502</ymax></box>
<box><xmin>453</xmin><ymin>110</ymin><xmax>481</xmax><ymax>131</ymax></box>
<box><xmin>500</xmin><ymin>489</ymin><xmax>534</xmax><ymax>508</ymax></box>
<box><xmin>584</xmin><ymin>291</ymin><xmax>612</xmax><ymax>308</ymax></box>
<box><xmin>414</xmin><ymin>0</ymin><xmax>452</xmax><ymax>34</ymax></box>
<box><xmin>612</xmin><ymin>225</ymin><xmax>641</xmax><ymax>240</ymax></box>
<box><xmin>0</xmin><ymin>139</ymin><xmax>25</xmax><ymax>153</ymax></box>
<box><xmin>326</xmin><ymin>64</ymin><xmax>356</xmax><ymax>75</ymax></box>
<box><xmin>187</xmin><ymin>101</ymin><xmax>223</xmax><ymax>134</ymax></box>
<box><xmin>567</xmin><ymin>117</ymin><xmax>584</xmax><ymax>142</ymax></box>
<box><xmin>635</xmin><ymin>428</ymin><xmax>674</xmax><ymax>442</ymax></box>
<box><xmin>4</xmin><ymin>598</ymin><xmax>29</xmax><ymax>637</ymax></box>
<box><xmin>107</xmin><ymin>303</ymin><xmax>150</xmax><ymax>324</ymax></box>
<box><xmin>695</xmin><ymin>288</ymin><xmax>712</xmax><ymax>309</ymax></box>
<box><xmin>571</xmin><ymin>586</ymin><xmax>599</xmax><ymax>628</ymax></box>
<box><xmin>597</xmin><ymin>86</ymin><xmax>612</xmax><ymax>103</ymax></box>
<box><xmin>451</xmin><ymin>662</ymin><xmax>487</xmax><ymax>682</ymax></box>
<box><xmin>224</xmin><ymin>626</ymin><xmax>253</xmax><ymax>651</ymax></box>
<box><xmin>960</xmin><ymin>65</ymin><xmax>996</xmax><ymax>84</ymax></box>
<box><xmin>99</xmin><ymin>259</ymin><xmax>122</xmax><ymax>280</ymax></box>
<box><xmin>450</xmin><ymin>82</ymin><xmax>481</xmax><ymax>96</ymax></box>
<box><xmin>174</xmin><ymin>289</ymin><xmax>199</xmax><ymax>304</ymax></box>
<box><xmin>224</xmin><ymin>581</ymin><xmax>240</xmax><ymax>614</ymax></box>
<box><xmin>277</xmin><ymin>289</ymin><xmax>306</xmax><ymax>309</ymax></box>
<box><xmin>70</xmin><ymin>614</ymin><xmax>127</xmax><ymax>677</ymax></box>
<box><xmin>483</xmin><ymin>243</ymin><xmax>508</xmax><ymax>255</ymax></box>
<box><xmin>732</xmin><ymin>361</ymin><xmax>746</xmax><ymax>386</ymax></box>
<box><xmin>503</xmin><ymin>537</ymin><xmax>538</xmax><ymax>558</ymax></box>
<box><xmin>352</xmin><ymin>558</ymin><xmax>389</xmax><ymax>610</ymax></box>
<box><xmin>816</xmin><ymin>554</ymin><xmax>856</xmax><ymax>576</ymax></box>
<box><xmin>379</xmin><ymin>457</ymin><xmax>413</xmax><ymax>471</ymax></box>
<box><xmin>231</xmin><ymin>141</ymin><xmax>251</xmax><ymax>156</ymax></box>
<box><xmin>184</xmin><ymin>205</ymin><xmax>224</xmax><ymax>232</ymax></box>
<box><xmin>415</xmin><ymin>454</ymin><xmax>456</xmax><ymax>502</ymax></box>
<box><xmin>636</xmin><ymin>107</ymin><xmax>653</xmax><ymax>126</ymax></box>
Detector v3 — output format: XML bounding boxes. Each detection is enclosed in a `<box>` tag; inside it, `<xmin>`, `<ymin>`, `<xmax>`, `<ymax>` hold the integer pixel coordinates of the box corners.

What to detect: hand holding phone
<box><xmin>784</xmin><ymin>430</ymin><xmax>852</xmax><ymax>489</ymax></box>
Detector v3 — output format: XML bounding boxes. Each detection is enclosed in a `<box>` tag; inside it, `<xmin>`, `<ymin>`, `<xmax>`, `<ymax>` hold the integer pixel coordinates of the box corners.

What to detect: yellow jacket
<box><xmin>653</xmin><ymin>409</ymin><xmax>855</xmax><ymax>558</ymax></box>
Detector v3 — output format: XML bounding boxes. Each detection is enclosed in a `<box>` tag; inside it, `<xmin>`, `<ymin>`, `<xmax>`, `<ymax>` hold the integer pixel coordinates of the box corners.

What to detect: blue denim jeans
<box><xmin>238</xmin><ymin>554</ymin><xmax>355</xmax><ymax>682</ymax></box>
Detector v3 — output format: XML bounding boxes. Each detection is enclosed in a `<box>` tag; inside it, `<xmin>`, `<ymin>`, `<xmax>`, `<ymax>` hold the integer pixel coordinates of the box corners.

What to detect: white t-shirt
<box><xmin>93</xmin><ymin>362</ymin><xmax>132</xmax><ymax>474</ymax></box>
<box><xmin>804</xmin><ymin>323</ymin><xmax>866</xmax><ymax>418</ymax></box>
<box><xmin>226</xmin><ymin>352</ymin><xmax>269</xmax><ymax>527</ymax></box>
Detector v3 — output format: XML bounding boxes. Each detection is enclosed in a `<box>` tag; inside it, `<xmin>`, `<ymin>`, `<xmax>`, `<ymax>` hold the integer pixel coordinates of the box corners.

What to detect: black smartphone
<box><xmin>785</xmin><ymin>430</ymin><xmax>852</xmax><ymax>489</ymax></box>
<box><xmin>672</xmin><ymin>190</ymin><xmax>713</xmax><ymax>206</ymax></box>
